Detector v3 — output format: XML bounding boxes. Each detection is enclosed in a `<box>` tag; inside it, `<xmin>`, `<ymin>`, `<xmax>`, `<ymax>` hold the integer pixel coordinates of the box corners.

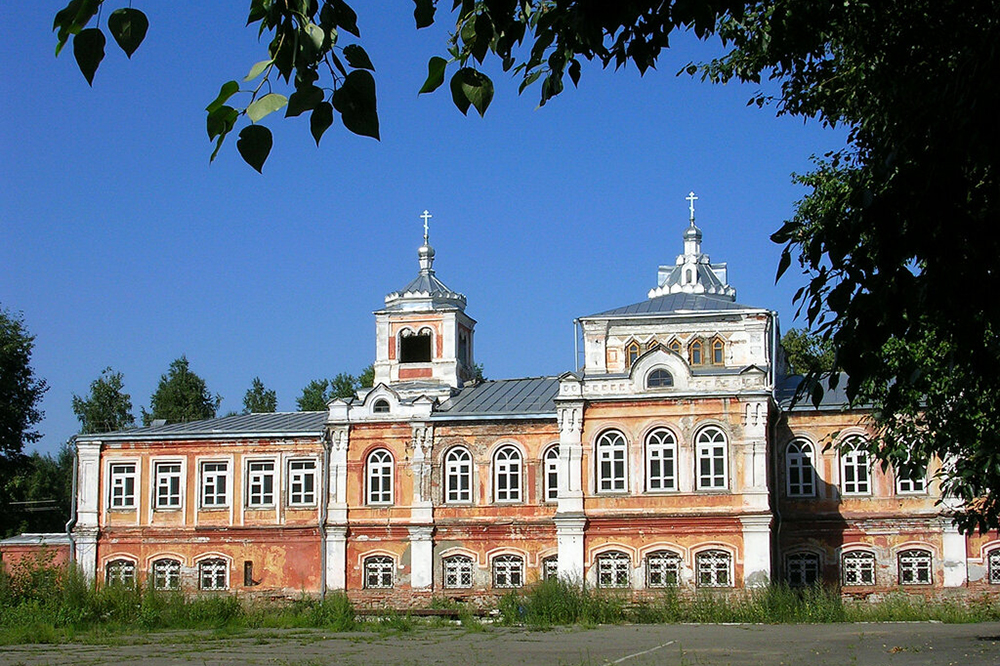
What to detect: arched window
<box><xmin>366</xmin><ymin>449</ymin><xmax>393</xmax><ymax>505</ymax></box>
<box><xmin>198</xmin><ymin>558</ymin><xmax>228</xmax><ymax>590</ymax></box>
<box><xmin>841</xmin><ymin>550</ymin><xmax>875</xmax><ymax>586</ymax></box>
<box><xmin>443</xmin><ymin>554</ymin><xmax>474</xmax><ymax>589</ymax></box>
<box><xmin>444</xmin><ymin>447</ymin><xmax>472</xmax><ymax>503</ymax></box>
<box><xmin>152</xmin><ymin>558</ymin><xmax>181</xmax><ymax>590</ymax></box>
<box><xmin>696</xmin><ymin>550</ymin><xmax>732</xmax><ymax>587</ymax></box>
<box><xmin>895</xmin><ymin>464</ymin><xmax>927</xmax><ymax>494</ymax></box>
<box><xmin>596</xmin><ymin>430</ymin><xmax>628</xmax><ymax>492</ymax></box>
<box><xmin>988</xmin><ymin>549</ymin><xmax>1000</xmax><ymax>584</ymax></box>
<box><xmin>544</xmin><ymin>445</ymin><xmax>560</xmax><ymax>502</ymax></box>
<box><xmin>786</xmin><ymin>552</ymin><xmax>820</xmax><ymax>587</ymax></box>
<box><xmin>840</xmin><ymin>436</ymin><xmax>870</xmax><ymax>495</ymax></box>
<box><xmin>492</xmin><ymin>554</ymin><xmax>524</xmax><ymax>588</ymax></box>
<box><xmin>646</xmin><ymin>550</ymin><xmax>681</xmax><ymax>587</ymax></box>
<box><xmin>786</xmin><ymin>439</ymin><xmax>816</xmax><ymax>497</ymax></box>
<box><xmin>690</xmin><ymin>340</ymin><xmax>704</xmax><ymax>365</ymax></box>
<box><xmin>542</xmin><ymin>555</ymin><xmax>559</xmax><ymax>581</ymax></box>
<box><xmin>625</xmin><ymin>340</ymin><xmax>641</xmax><ymax>368</ymax></box>
<box><xmin>364</xmin><ymin>555</ymin><xmax>394</xmax><ymax>589</ymax></box>
<box><xmin>646</xmin><ymin>428</ymin><xmax>677</xmax><ymax>491</ymax></box>
<box><xmin>105</xmin><ymin>559</ymin><xmax>135</xmax><ymax>587</ymax></box>
<box><xmin>667</xmin><ymin>339</ymin><xmax>682</xmax><ymax>354</ymax></box>
<box><xmin>646</xmin><ymin>368</ymin><xmax>674</xmax><ymax>389</ymax></box>
<box><xmin>596</xmin><ymin>551</ymin><xmax>631</xmax><ymax>588</ymax></box>
<box><xmin>494</xmin><ymin>445</ymin><xmax>522</xmax><ymax>502</ymax></box>
<box><xmin>645</xmin><ymin>340</ymin><xmax>659</xmax><ymax>352</ymax></box>
<box><xmin>898</xmin><ymin>549</ymin><xmax>933</xmax><ymax>585</ymax></box>
<box><xmin>696</xmin><ymin>426</ymin><xmax>728</xmax><ymax>490</ymax></box>
<box><xmin>711</xmin><ymin>338</ymin><xmax>725</xmax><ymax>365</ymax></box>
<box><xmin>372</xmin><ymin>399</ymin><xmax>390</xmax><ymax>414</ymax></box>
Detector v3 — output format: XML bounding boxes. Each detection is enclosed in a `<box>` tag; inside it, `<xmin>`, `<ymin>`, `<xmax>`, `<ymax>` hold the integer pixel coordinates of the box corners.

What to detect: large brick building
<box><xmin>65</xmin><ymin>204</ymin><xmax>1000</xmax><ymax>604</ymax></box>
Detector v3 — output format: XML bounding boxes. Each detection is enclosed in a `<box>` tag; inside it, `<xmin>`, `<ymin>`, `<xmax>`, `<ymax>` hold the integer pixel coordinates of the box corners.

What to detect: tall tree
<box><xmin>142</xmin><ymin>356</ymin><xmax>221</xmax><ymax>425</ymax></box>
<box><xmin>357</xmin><ymin>364</ymin><xmax>374</xmax><ymax>389</ymax></box>
<box><xmin>780</xmin><ymin>329</ymin><xmax>834</xmax><ymax>377</ymax></box>
<box><xmin>243</xmin><ymin>376</ymin><xmax>277</xmax><ymax>414</ymax></box>
<box><xmin>72</xmin><ymin>366</ymin><xmax>135</xmax><ymax>434</ymax></box>
<box><xmin>296</xmin><ymin>379</ymin><xmax>332</xmax><ymax>412</ymax></box>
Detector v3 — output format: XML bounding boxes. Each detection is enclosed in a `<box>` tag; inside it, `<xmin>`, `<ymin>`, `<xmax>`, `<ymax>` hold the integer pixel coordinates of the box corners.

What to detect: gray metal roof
<box><xmin>435</xmin><ymin>377</ymin><xmax>559</xmax><ymax>417</ymax></box>
<box><xmin>777</xmin><ymin>373</ymin><xmax>868</xmax><ymax>411</ymax></box>
<box><xmin>585</xmin><ymin>293</ymin><xmax>759</xmax><ymax>318</ymax></box>
<box><xmin>77</xmin><ymin>411</ymin><xmax>327</xmax><ymax>441</ymax></box>
<box><xmin>0</xmin><ymin>533</ymin><xmax>71</xmax><ymax>546</ymax></box>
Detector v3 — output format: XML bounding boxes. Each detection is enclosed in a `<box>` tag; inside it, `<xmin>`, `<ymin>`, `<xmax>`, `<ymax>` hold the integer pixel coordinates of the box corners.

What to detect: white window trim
<box><xmin>645</xmin><ymin>428</ymin><xmax>678</xmax><ymax>492</ymax></box>
<box><xmin>107</xmin><ymin>459</ymin><xmax>139</xmax><ymax>510</ymax></box>
<box><xmin>245</xmin><ymin>458</ymin><xmax>278</xmax><ymax>509</ymax></box>
<box><xmin>841</xmin><ymin>549</ymin><xmax>876</xmax><ymax>586</ymax></box>
<box><xmin>443</xmin><ymin>554</ymin><xmax>475</xmax><ymax>589</ymax></box>
<box><xmin>897</xmin><ymin>548</ymin><xmax>933</xmax><ymax>585</ymax></box>
<box><xmin>366</xmin><ymin>449</ymin><xmax>394</xmax><ymax>506</ymax></box>
<box><xmin>493</xmin><ymin>444</ymin><xmax>523</xmax><ymax>503</ymax></box>
<box><xmin>695</xmin><ymin>427</ymin><xmax>728</xmax><ymax>491</ymax></box>
<box><xmin>199</xmin><ymin>459</ymin><xmax>230</xmax><ymax>510</ymax></box>
<box><xmin>646</xmin><ymin>550</ymin><xmax>682</xmax><ymax>588</ymax></box>
<box><xmin>596</xmin><ymin>430</ymin><xmax>628</xmax><ymax>493</ymax></box>
<box><xmin>895</xmin><ymin>467</ymin><xmax>928</xmax><ymax>495</ymax></box>
<box><xmin>197</xmin><ymin>557</ymin><xmax>230</xmax><ymax>590</ymax></box>
<box><xmin>152</xmin><ymin>458</ymin><xmax>185</xmax><ymax>511</ymax></box>
<box><xmin>491</xmin><ymin>554</ymin><xmax>525</xmax><ymax>588</ymax></box>
<box><xmin>596</xmin><ymin>551</ymin><xmax>631</xmax><ymax>589</ymax></box>
<box><xmin>363</xmin><ymin>555</ymin><xmax>395</xmax><ymax>589</ymax></box>
<box><xmin>444</xmin><ymin>446</ymin><xmax>473</xmax><ymax>504</ymax></box>
<box><xmin>840</xmin><ymin>438</ymin><xmax>871</xmax><ymax>496</ymax></box>
<box><xmin>695</xmin><ymin>549</ymin><xmax>733</xmax><ymax>588</ymax></box>
<box><xmin>543</xmin><ymin>445</ymin><xmax>560</xmax><ymax>503</ymax></box>
<box><xmin>151</xmin><ymin>557</ymin><xmax>182</xmax><ymax>590</ymax></box>
<box><xmin>287</xmin><ymin>457</ymin><xmax>318</xmax><ymax>507</ymax></box>
<box><xmin>785</xmin><ymin>439</ymin><xmax>817</xmax><ymax>498</ymax></box>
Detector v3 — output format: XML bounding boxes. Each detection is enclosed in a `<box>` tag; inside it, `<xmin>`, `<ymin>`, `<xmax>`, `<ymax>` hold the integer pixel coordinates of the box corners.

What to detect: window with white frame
<box><xmin>364</xmin><ymin>555</ymin><xmax>394</xmax><ymax>588</ymax></box>
<box><xmin>785</xmin><ymin>440</ymin><xmax>816</xmax><ymax>498</ymax></box>
<box><xmin>597</xmin><ymin>551</ymin><xmax>631</xmax><ymax>588</ymax></box>
<box><xmin>444</xmin><ymin>447</ymin><xmax>472</xmax><ymax>503</ymax></box>
<box><xmin>246</xmin><ymin>460</ymin><xmax>276</xmax><ymax>507</ymax></box>
<box><xmin>696</xmin><ymin>550</ymin><xmax>732</xmax><ymax>587</ymax></box>
<box><xmin>443</xmin><ymin>554</ymin><xmax>474</xmax><ymax>589</ymax></box>
<box><xmin>493</xmin><ymin>445</ymin><xmax>522</xmax><ymax>502</ymax></box>
<box><xmin>989</xmin><ymin>549</ymin><xmax>1000</xmax><ymax>584</ymax></box>
<box><xmin>898</xmin><ymin>549</ymin><xmax>933</xmax><ymax>585</ymax></box>
<box><xmin>786</xmin><ymin>552</ymin><xmax>820</xmax><ymax>587</ymax></box>
<box><xmin>109</xmin><ymin>462</ymin><xmax>137</xmax><ymax>508</ymax></box>
<box><xmin>199</xmin><ymin>558</ymin><xmax>228</xmax><ymax>590</ymax></box>
<box><xmin>154</xmin><ymin>461</ymin><xmax>182</xmax><ymax>509</ymax></box>
<box><xmin>367</xmin><ymin>449</ymin><xmax>393</xmax><ymax>505</ymax></box>
<box><xmin>696</xmin><ymin>427</ymin><xmax>728</xmax><ymax>490</ymax></box>
<box><xmin>840</xmin><ymin>437</ymin><xmax>870</xmax><ymax>495</ymax></box>
<box><xmin>544</xmin><ymin>445</ymin><xmax>560</xmax><ymax>502</ymax></box>
<box><xmin>895</xmin><ymin>466</ymin><xmax>927</xmax><ymax>494</ymax></box>
<box><xmin>646</xmin><ymin>368</ymin><xmax>674</xmax><ymax>388</ymax></box>
<box><xmin>542</xmin><ymin>555</ymin><xmax>559</xmax><ymax>581</ymax></box>
<box><xmin>646</xmin><ymin>428</ymin><xmax>677</xmax><ymax>491</ymax></box>
<box><xmin>288</xmin><ymin>459</ymin><xmax>317</xmax><ymax>506</ymax></box>
<box><xmin>596</xmin><ymin>430</ymin><xmax>628</xmax><ymax>492</ymax></box>
<box><xmin>646</xmin><ymin>550</ymin><xmax>682</xmax><ymax>587</ymax></box>
<box><xmin>200</xmin><ymin>461</ymin><xmax>228</xmax><ymax>508</ymax></box>
<box><xmin>105</xmin><ymin>559</ymin><xmax>136</xmax><ymax>586</ymax></box>
<box><xmin>492</xmin><ymin>554</ymin><xmax>524</xmax><ymax>588</ymax></box>
<box><xmin>152</xmin><ymin>558</ymin><xmax>181</xmax><ymax>590</ymax></box>
<box><xmin>372</xmin><ymin>398</ymin><xmax>390</xmax><ymax>413</ymax></box>
<box><xmin>841</xmin><ymin>550</ymin><xmax>876</xmax><ymax>586</ymax></box>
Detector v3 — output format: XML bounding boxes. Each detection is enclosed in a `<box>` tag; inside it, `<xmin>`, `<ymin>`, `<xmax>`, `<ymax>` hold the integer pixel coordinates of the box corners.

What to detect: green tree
<box><xmin>243</xmin><ymin>376</ymin><xmax>277</xmax><ymax>414</ymax></box>
<box><xmin>141</xmin><ymin>356</ymin><xmax>221</xmax><ymax>425</ymax></box>
<box><xmin>329</xmin><ymin>372</ymin><xmax>358</xmax><ymax>400</ymax></box>
<box><xmin>296</xmin><ymin>378</ymin><xmax>332</xmax><ymax>412</ymax></box>
<box><xmin>3</xmin><ymin>444</ymin><xmax>75</xmax><ymax>537</ymax></box>
<box><xmin>780</xmin><ymin>329</ymin><xmax>834</xmax><ymax>376</ymax></box>
<box><xmin>72</xmin><ymin>367</ymin><xmax>135</xmax><ymax>434</ymax></box>
<box><xmin>357</xmin><ymin>364</ymin><xmax>374</xmax><ymax>389</ymax></box>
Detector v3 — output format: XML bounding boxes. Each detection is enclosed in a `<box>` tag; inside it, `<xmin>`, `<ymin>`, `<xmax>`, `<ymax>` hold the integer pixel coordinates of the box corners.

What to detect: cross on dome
<box><xmin>686</xmin><ymin>191</ymin><xmax>698</xmax><ymax>224</ymax></box>
<box><xmin>420</xmin><ymin>210</ymin><xmax>432</xmax><ymax>243</ymax></box>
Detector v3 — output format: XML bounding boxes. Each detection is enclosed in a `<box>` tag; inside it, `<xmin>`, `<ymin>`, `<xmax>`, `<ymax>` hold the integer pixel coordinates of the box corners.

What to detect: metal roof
<box><xmin>77</xmin><ymin>411</ymin><xmax>327</xmax><ymax>442</ymax></box>
<box><xmin>585</xmin><ymin>293</ymin><xmax>760</xmax><ymax>318</ymax></box>
<box><xmin>0</xmin><ymin>532</ymin><xmax>71</xmax><ymax>547</ymax></box>
<box><xmin>777</xmin><ymin>373</ymin><xmax>868</xmax><ymax>411</ymax></box>
<box><xmin>435</xmin><ymin>377</ymin><xmax>559</xmax><ymax>417</ymax></box>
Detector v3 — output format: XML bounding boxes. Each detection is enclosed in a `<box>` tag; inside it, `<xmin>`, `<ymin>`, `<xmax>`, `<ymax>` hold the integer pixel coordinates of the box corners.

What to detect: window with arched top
<box><xmin>625</xmin><ymin>340</ymin><xmax>641</xmax><ymax>368</ymax></box>
<box><xmin>840</xmin><ymin>436</ymin><xmax>870</xmax><ymax>495</ymax></box>
<box><xmin>105</xmin><ymin>559</ymin><xmax>135</xmax><ymax>587</ymax></box>
<box><xmin>544</xmin><ymin>445</ymin><xmax>559</xmax><ymax>502</ymax></box>
<box><xmin>646</xmin><ymin>550</ymin><xmax>682</xmax><ymax>587</ymax></box>
<box><xmin>399</xmin><ymin>328</ymin><xmax>432</xmax><ymax>363</ymax></box>
<box><xmin>696</xmin><ymin>426</ymin><xmax>728</xmax><ymax>490</ymax></box>
<box><xmin>542</xmin><ymin>555</ymin><xmax>559</xmax><ymax>580</ymax></box>
<box><xmin>366</xmin><ymin>449</ymin><xmax>393</xmax><ymax>505</ymax></box>
<box><xmin>842</xmin><ymin>550</ymin><xmax>876</xmax><ymax>586</ymax></box>
<box><xmin>372</xmin><ymin>399</ymin><xmax>390</xmax><ymax>413</ymax></box>
<box><xmin>596</xmin><ymin>551</ymin><xmax>631</xmax><ymax>588</ymax></box>
<box><xmin>492</xmin><ymin>554</ymin><xmax>524</xmax><ymax>588</ymax></box>
<box><xmin>696</xmin><ymin>550</ymin><xmax>732</xmax><ymax>587</ymax></box>
<box><xmin>443</xmin><ymin>554</ymin><xmax>474</xmax><ymax>589</ymax></box>
<box><xmin>198</xmin><ymin>558</ymin><xmax>228</xmax><ymax>590</ymax></box>
<box><xmin>988</xmin><ymin>549</ymin><xmax>1000</xmax><ymax>585</ymax></box>
<box><xmin>690</xmin><ymin>340</ymin><xmax>704</xmax><ymax>365</ymax></box>
<box><xmin>364</xmin><ymin>555</ymin><xmax>394</xmax><ymax>589</ymax></box>
<box><xmin>152</xmin><ymin>558</ymin><xmax>181</xmax><ymax>590</ymax></box>
<box><xmin>667</xmin><ymin>339</ymin><xmax>682</xmax><ymax>354</ymax></box>
<box><xmin>494</xmin><ymin>445</ymin><xmax>522</xmax><ymax>502</ymax></box>
<box><xmin>786</xmin><ymin>552</ymin><xmax>820</xmax><ymax>587</ymax></box>
<box><xmin>646</xmin><ymin>368</ymin><xmax>674</xmax><ymax>389</ymax></box>
<box><xmin>898</xmin><ymin>549</ymin><xmax>933</xmax><ymax>585</ymax></box>
<box><xmin>711</xmin><ymin>338</ymin><xmax>725</xmax><ymax>364</ymax></box>
<box><xmin>645</xmin><ymin>339</ymin><xmax>659</xmax><ymax>352</ymax></box>
<box><xmin>786</xmin><ymin>439</ymin><xmax>816</xmax><ymax>497</ymax></box>
<box><xmin>444</xmin><ymin>447</ymin><xmax>472</xmax><ymax>503</ymax></box>
<box><xmin>596</xmin><ymin>430</ymin><xmax>628</xmax><ymax>492</ymax></box>
<box><xmin>646</xmin><ymin>428</ymin><xmax>677</xmax><ymax>491</ymax></box>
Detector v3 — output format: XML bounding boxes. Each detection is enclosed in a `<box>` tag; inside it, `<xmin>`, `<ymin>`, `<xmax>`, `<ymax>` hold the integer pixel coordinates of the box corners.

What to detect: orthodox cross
<box><xmin>420</xmin><ymin>210</ymin><xmax>432</xmax><ymax>243</ymax></box>
<box><xmin>686</xmin><ymin>191</ymin><xmax>698</xmax><ymax>223</ymax></box>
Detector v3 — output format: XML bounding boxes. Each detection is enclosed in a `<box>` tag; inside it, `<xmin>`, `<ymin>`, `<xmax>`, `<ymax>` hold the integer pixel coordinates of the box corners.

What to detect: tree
<box><xmin>296</xmin><ymin>378</ymin><xmax>332</xmax><ymax>412</ymax></box>
<box><xmin>3</xmin><ymin>444</ymin><xmax>75</xmax><ymax>538</ymax></box>
<box><xmin>780</xmin><ymin>329</ymin><xmax>834</xmax><ymax>377</ymax></box>
<box><xmin>142</xmin><ymin>356</ymin><xmax>221</xmax><ymax>425</ymax></box>
<box><xmin>72</xmin><ymin>367</ymin><xmax>135</xmax><ymax>434</ymax></box>
<box><xmin>243</xmin><ymin>376</ymin><xmax>277</xmax><ymax>414</ymax></box>
<box><xmin>296</xmin><ymin>367</ymin><xmax>372</xmax><ymax>410</ymax></box>
<box><xmin>357</xmin><ymin>364</ymin><xmax>374</xmax><ymax>389</ymax></box>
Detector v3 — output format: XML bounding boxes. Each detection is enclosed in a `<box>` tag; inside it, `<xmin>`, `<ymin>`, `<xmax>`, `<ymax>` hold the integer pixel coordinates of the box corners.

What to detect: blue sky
<box><xmin>2</xmin><ymin>5</ymin><xmax>845</xmax><ymax>456</ymax></box>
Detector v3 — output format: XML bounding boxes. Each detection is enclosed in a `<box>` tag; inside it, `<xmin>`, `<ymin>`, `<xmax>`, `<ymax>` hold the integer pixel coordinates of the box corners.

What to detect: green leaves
<box><xmin>237</xmin><ymin>125</ymin><xmax>273</xmax><ymax>173</ymax></box>
<box><xmin>413</xmin><ymin>0</ymin><xmax>436</xmax><ymax>29</ymax></box>
<box><xmin>245</xmin><ymin>59</ymin><xmax>273</xmax><ymax>82</ymax></box>
<box><xmin>343</xmin><ymin>44</ymin><xmax>374</xmax><ymax>71</ymax></box>
<box><xmin>333</xmin><ymin>70</ymin><xmax>379</xmax><ymax>139</ymax></box>
<box><xmin>310</xmin><ymin>102</ymin><xmax>334</xmax><ymax>145</ymax></box>
<box><xmin>450</xmin><ymin>67</ymin><xmax>494</xmax><ymax>116</ymax></box>
<box><xmin>419</xmin><ymin>56</ymin><xmax>448</xmax><ymax>94</ymax></box>
<box><xmin>73</xmin><ymin>28</ymin><xmax>105</xmax><ymax>86</ymax></box>
<box><xmin>53</xmin><ymin>0</ymin><xmax>100</xmax><ymax>56</ymax></box>
<box><xmin>107</xmin><ymin>8</ymin><xmax>148</xmax><ymax>59</ymax></box>
<box><xmin>246</xmin><ymin>93</ymin><xmax>288</xmax><ymax>122</ymax></box>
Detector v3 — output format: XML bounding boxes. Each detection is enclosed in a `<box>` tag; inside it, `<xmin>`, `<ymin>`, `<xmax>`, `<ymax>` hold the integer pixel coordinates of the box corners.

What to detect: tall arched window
<box><xmin>596</xmin><ymin>551</ymin><xmax>631</xmax><ymax>588</ymax></box>
<box><xmin>625</xmin><ymin>340</ymin><xmax>641</xmax><ymax>368</ymax></box>
<box><xmin>696</xmin><ymin>426</ymin><xmax>728</xmax><ymax>490</ymax></box>
<box><xmin>152</xmin><ymin>558</ymin><xmax>181</xmax><ymax>590</ymax></box>
<box><xmin>840</xmin><ymin>436</ymin><xmax>870</xmax><ymax>495</ymax></box>
<box><xmin>494</xmin><ymin>445</ymin><xmax>522</xmax><ymax>502</ymax></box>
<box><xmin>444</xmin><ymin>447</ymin><xmax>472</xmax><ymax>503</ymax></box>
<box><xmin>690</xmin><ymin>340</ymin><xmax>704</xmax><ymax>365</ymax></box>
<box><xmin>366</xmin><ymin>449</ymin><xmax>393</xmax><ymax>505</ymax></box>
<box><xmin>711</xmin><ymin>338</ymin><xmax>725</xmax><ymax>365</ymax></box>
<box><xmin>596</xmin><ymin>430</ymin><xmax>628</xmax><ymax>492</ymax></box>
<box><xmin>646</xmin><ymin>428</ymin><xmax>677</xmax><ymax>491</ymax></box>
<box><xmin>786</xmin><ymin>439</ymin><xmax>816</xmax><ymax>497</ymax></box>
<box><xmin>544</xmin><ymin>445</ymin><xmax>560</xmax><ymax>502</ymax></box>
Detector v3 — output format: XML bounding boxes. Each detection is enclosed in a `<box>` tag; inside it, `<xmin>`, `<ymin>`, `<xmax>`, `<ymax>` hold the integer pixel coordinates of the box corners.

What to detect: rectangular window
<box><xmin>109</xmin><ymin>462</ymin><xmax>137</xmax><ymax>508</ymax></box>
<box><xmin>247</xmin><ymin>460</ymin><xmax>275</xmax><ymax>507</ymax></box>
<box><xmin>154</xmin><ymin>461</ymin><xmax>182</xmax><ymax>509</ymax></box>
<box><xmin>288</xmin><ymin>459</ymin><xmax>317</xmax><ymax>506</ymax></box>
<box><xmin>896</xmin><ymin>469</ymin><xmax>927</xmax><ymax>494</ymax></box>
<box><xmin>200</xmin><ymin>461</ymin><xmax>228</xmax><ymax>508</ymax></box>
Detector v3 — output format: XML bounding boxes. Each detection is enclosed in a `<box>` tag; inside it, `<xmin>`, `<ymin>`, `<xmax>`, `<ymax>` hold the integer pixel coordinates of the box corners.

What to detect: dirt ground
<box><xmin>3</xmin><ymin>622</ymin><xmax>1000</xmax><ymax>666</ymax></box>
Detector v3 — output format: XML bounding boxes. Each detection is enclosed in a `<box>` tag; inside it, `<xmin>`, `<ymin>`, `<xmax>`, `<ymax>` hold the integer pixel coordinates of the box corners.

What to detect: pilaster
<box><xmin>74</xmin><ymin>440</ymin><xmax>101</xmax><ymax>581</ymax></box>
<box><xmin>410</xmin><ymin>423</ymin><xmax>434</xmax><ymax>524</ymax></box>
<box><xmin>408</xmin><ymin>525</ymin><xmax>435</xmax><ymax>589</ymax></box>
<box><xmin>556</xmin><ymin>400</ymin><xmax>584</xmax><ymax>515</ymax></box>
<box><xmin>942</xmin><ymin>520</ymin><xmax>968</xmax><ymax>588</ymax></box>
<box><xmin>740</xmin><ymin>514</ymin><xmax>773</xmax><ymax>587</ymax></box>
<box><xmin>327</xmin><ymin>425</ymin><xmax>349</xmax><ymax>524</ymax></box>
<box><xmin>554</xmin><ymin>515</ymin><xmax>587</xmax><ymax>583</ymax></box>
<box><xmin>324</xmin><ymin>526</ymin><xmax>348</xmax><ymax>590</ymax></box>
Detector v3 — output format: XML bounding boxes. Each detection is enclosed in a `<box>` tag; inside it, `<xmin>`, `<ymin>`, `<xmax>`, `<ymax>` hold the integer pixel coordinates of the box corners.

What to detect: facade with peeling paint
<box><xmin>61</xmin><ymin>206</ymin><xmax>1000</xmax><ymax>604</ymax></box>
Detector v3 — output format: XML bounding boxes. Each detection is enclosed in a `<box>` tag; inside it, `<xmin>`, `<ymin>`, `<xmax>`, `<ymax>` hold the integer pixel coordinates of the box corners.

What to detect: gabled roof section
<box><xmin>435</xmin><ymin>377</ymin><xmax>559</xmax><ymax>417</ymax></box>
<box><xmin>585</xmin><ymin>293</ymin><xmax>758</xmax><ymax>318</ymax></box>
<box><xmin>76</xmin><ymin>411</ymin><xmax>326</xmax><ymax>442</ymax></box>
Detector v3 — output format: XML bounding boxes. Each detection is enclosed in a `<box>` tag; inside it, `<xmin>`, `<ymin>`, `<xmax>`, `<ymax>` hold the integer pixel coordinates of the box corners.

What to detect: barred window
<box><xmin>646</xmin><ymin>550</ymin><xmax>681</xmax><ymax>588</ymax></box>
<box><xmin>443</xmin><ymin>555</ymin><xmax>474</xmax><ymax>589</ymax></box>
<box><xmin>152</xmin><ymin>558</ymin><xmax>181</xmax><ymax>590</ymax></box>
<box><xmin>786</xmin><ymin>552</ymin><xmax>820</xmax><ymax>587</ymax></box>
<box><xmin>542</xmin><ymin>556</ymin><xmax>559</xmax><ymax>581</ymax></box>
<box><xmin>989</xmin><ymin>549</ymin><xmax>1000</xmax><ymax>584</ymax></box>
<box><xmin>898</xmin><ymin>549</ymin><xmax>933</xmax><ymax>585</ymax></box>
<box><xmin>696</xmin><ymin>550</ymin><xmax>732</xmax><ymax>587</ymax></box>
<box><xmin>597</xmin><ymin>551</ymin><xmax>631</xmax><ymax>588</ymax></box>
<box><xmin>105</xmin><ymin>559</ymin><xmax>135</xmax><ymax>586</ymax></box>
<box><xmin>367</xmin><ymin>450</ymin><xmax>393</xmax><ymax>505</ymax></box>
<box><xmin>444</xmin><ymin>447</ymin><xmax>472</xmax><ymax>503</ymax></box>
<box><xmin>492</xmin><ymin>554</ymin><xmax>524</xmax><ymax>588</ymax></box>
<box><xmin>646</xmin><ymin>428</ymin><xmax>677</xmax><ymax>491</ymax></box>
<box><xmin>842</xmin><ymin>551</ymin><xmax>876</xmax><ymax>586</ymax></box>
<box><xmin>596</xmin><ymin>430</ymin><xmax>628</xmax><ymax>492</ymax></box>
<box><xmin>544</xmin><ymin>445</ymin><xmax>560</xmax><ymax>502</ymax></box>
<box><xmin>786</xmin><ymin>440</ymin><xmax>816</xmax><ymax>498</ymax></box>
<box><xmin>696</xmin><ymin>427</ymin><xmax>728</xmax><ymax>490</ymax></box>
<box><xmin>364</xmin><ymin>555</ymin><xmax>394</xmax><ymax>589</ymax></box>
<box><xmin>494</xmin><ymin>446</ymin><xmax>522</xmax><ymax>502</ymax></box>
<box><xmin>199</xmin><ymin>558</ymin><xmax>228</xmax><ymax>590</ymax></box>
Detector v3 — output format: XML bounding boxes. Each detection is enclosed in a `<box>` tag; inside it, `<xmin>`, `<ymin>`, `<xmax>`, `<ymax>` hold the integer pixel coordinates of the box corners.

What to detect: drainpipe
<box><xmin>64</xmin><ymin>436</ymin><xmax>78</xmax><ymax>565</ymax></box>
<box><xmin>768</xmin><ymin>311</ymin><xmax>782</xmax><ymax>578</ymax></box>
<box><xmin>319</xmin><ymin>431</ymin><xmax>330</xmax><ymax>599</ymax></box>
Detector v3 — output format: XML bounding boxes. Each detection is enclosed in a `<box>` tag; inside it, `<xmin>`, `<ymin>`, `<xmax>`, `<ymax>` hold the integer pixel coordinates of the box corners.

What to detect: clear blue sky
<box><xmin>2</xmin><ymin>4</ymin><xmax>845</xmax><ymax>456</ymax></box>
